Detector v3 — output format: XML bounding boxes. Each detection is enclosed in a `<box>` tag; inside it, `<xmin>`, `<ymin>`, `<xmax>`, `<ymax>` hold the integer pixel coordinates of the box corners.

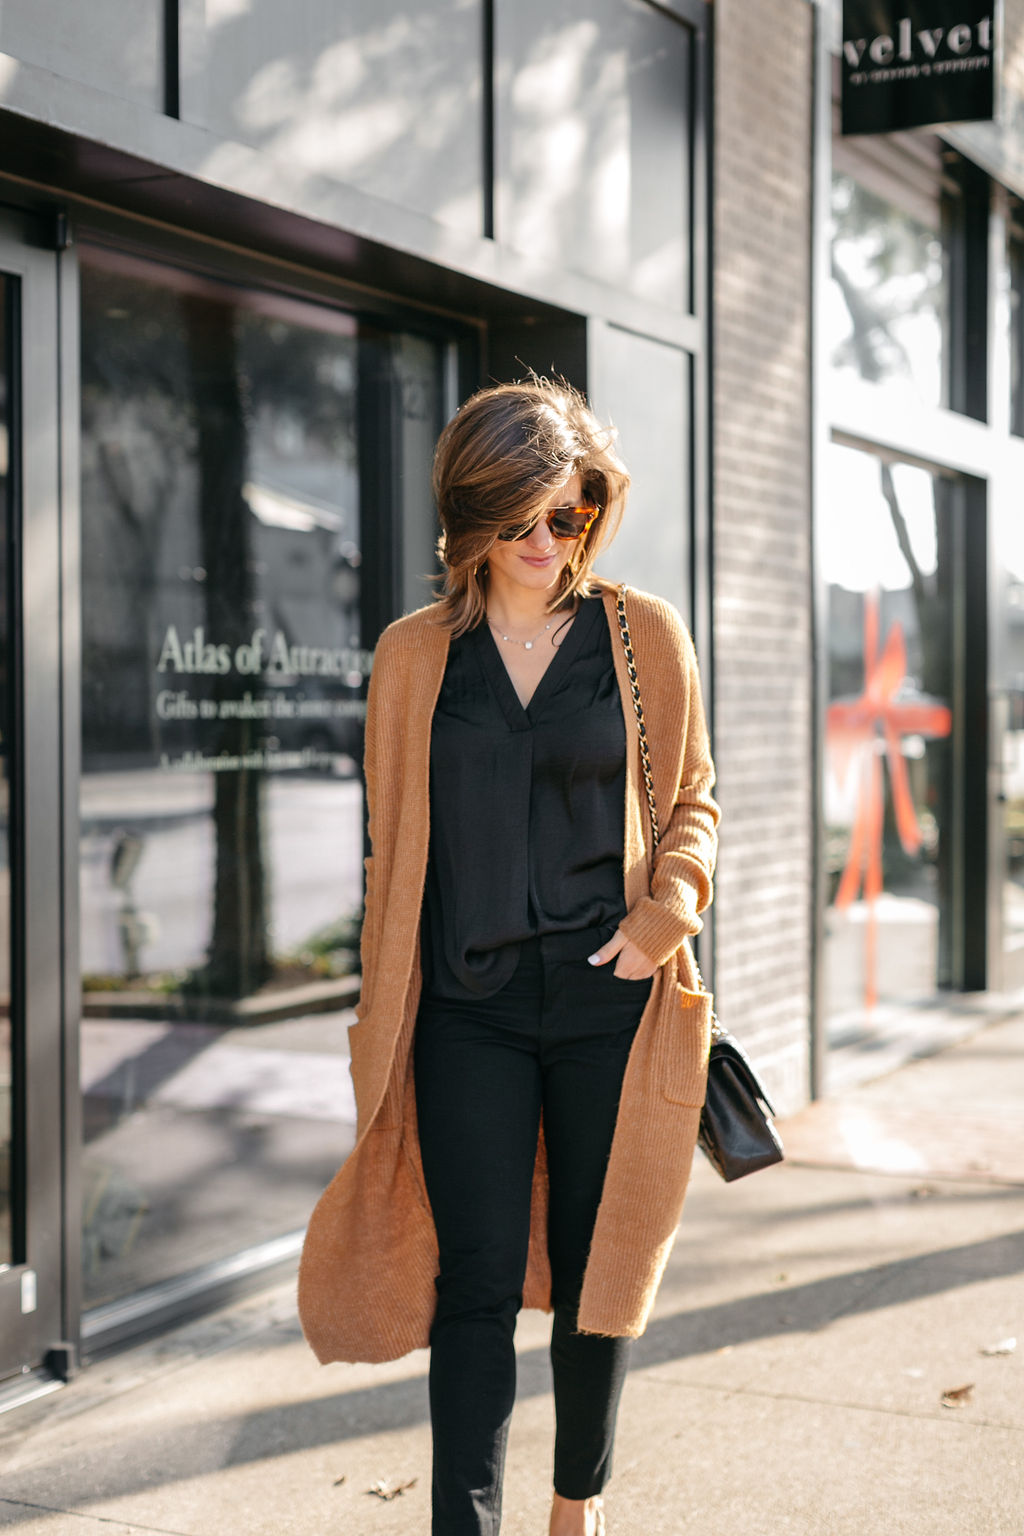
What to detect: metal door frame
<box><xmin>0</xmin><ymin>206</ymin><xmax>78</xmax><ymax>1386</ymax></box>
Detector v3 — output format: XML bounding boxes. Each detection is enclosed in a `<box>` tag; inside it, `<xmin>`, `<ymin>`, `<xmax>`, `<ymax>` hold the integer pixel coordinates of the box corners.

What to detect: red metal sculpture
<box><xmin>826</xmin><ymin>591</ymin><xmax>952</xmax><ymax>1009</ymax></box>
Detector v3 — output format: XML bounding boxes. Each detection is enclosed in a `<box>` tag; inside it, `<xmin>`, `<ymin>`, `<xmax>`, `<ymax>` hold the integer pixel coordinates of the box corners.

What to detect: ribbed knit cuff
<box><xmin>618</xmin><ymin>894</ymin><xmax>701</xmax><ymax>969</ymax></box>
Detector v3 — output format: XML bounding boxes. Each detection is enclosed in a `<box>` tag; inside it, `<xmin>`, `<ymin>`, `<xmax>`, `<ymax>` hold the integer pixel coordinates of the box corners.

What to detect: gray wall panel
<box><xmin>496</xmin><ymin>0</ymin><xmax>691</xmax><ymax>310</ymax></box>
<box><xmin>0</xmin><ymin>0</ymin><xmax>162</xmax><ymax>110</ymax></box>
<box><xmin>590</xmin><ymin>321</ymin><xmax>689</xmax><ymax>617</ymax></box>
<box><xmin>180</xmin><ymin>0</ymin><xmax>484</xmax><ymax>236</ymax></box>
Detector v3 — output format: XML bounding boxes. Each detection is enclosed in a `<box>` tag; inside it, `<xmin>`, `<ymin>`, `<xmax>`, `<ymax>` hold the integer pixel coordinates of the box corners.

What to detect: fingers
<box><xmin>588</xmin><ymin>931</ymin><xmax>627</xmax><ymax>967</ymax></box>
<box><xmin>588</xmin><ymin>930</ymin><xmax>658</xmax><ymax>981</ymax></box>
<box><xmin>612</xmin><ymin>941</ymin><xmax>658</xmax><ymax>980</ymax></box>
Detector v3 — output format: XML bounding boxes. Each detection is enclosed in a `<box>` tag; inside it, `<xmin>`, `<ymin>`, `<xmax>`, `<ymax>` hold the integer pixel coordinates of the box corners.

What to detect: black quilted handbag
<box><xmin>696</xmin><ymin>1022</ymin><xmax>784</xmax><ymax>1181</ymax></box>
<box><xmin>616</xmin><ymin>585</ymin><xmax>785</xmax><ymax>1182</ymax></box>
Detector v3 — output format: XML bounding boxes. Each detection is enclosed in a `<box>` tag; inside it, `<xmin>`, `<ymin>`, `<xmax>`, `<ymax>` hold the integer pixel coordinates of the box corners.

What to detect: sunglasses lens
<box><xmin>497</xmin><ymin>521</ymin><xmax>533</xmax><ymax>542</ymax></box>
<box><xmin>548</xmin><ymin>509</ymin><xmax>592</xmax><ymax>539</ymax></box>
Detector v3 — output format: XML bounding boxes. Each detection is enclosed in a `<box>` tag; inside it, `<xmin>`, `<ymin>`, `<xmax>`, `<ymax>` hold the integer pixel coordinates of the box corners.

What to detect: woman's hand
<box><xmin>587</xmin><ymin>929</ymin><xmax>658</xmax><ymax>980</ymax></box>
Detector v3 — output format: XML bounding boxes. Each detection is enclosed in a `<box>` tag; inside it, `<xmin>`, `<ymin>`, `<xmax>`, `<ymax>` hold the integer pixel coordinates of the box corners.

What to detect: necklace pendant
<box><xmin>524</xmin><ymin>640</ymin><xmax>533</xmax><ymax>650</ymax></box>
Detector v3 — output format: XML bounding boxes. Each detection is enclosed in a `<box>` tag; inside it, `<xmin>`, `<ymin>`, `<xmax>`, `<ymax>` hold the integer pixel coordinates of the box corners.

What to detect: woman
<box><xmin>298</xmin><ymin>379</ymin><xmax>719</xmax><ymax>1536</ymax></box>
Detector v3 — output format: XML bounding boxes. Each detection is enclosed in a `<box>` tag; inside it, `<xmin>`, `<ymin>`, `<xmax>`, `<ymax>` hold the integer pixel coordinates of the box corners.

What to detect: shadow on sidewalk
<box><xmin>8</xmin><ymin>1225</ymin><xmax>1023</xmax><ymax>1511</ymax></box>
<box><xmin>630</xmin><ymin>1226</ymin><xmax>1024</xmax><ymax>1368</ymax></box>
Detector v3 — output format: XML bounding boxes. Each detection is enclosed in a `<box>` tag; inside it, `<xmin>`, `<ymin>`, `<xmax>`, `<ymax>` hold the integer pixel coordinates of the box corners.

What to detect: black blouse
<box><xmin>422</xmin><ymin>595</ymin><xmax>628</xmax><ymax>999</ymax></box>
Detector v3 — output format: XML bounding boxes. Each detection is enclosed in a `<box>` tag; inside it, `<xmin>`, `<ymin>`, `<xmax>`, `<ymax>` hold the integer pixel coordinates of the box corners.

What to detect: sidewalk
<box><xmin>1</xmin><ymin>1016</ymin><xmax>1023</xmax><ymax>1536</ymax></box>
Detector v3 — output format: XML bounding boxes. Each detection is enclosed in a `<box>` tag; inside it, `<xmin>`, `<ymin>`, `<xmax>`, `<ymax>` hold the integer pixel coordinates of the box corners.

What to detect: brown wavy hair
<box><xmin>432</xmin><ymin>377</ymin><xmax>630</xmax><ymax>635</ymax></box>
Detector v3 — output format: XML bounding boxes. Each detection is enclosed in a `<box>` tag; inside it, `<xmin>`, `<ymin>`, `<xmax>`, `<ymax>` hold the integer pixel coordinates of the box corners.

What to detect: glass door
<box><xmin>993</xmin><ymin>482</ymin><xmax>1024</xmax><ymax>992</ymax></box>
<box><xmin>821</xmin><ymin>443</ymin><xmax>959</xmax><ymax>1045</ymax></box>
<box><xmin>77</xmin><ymin>246</ymin><xmax>452</xmax><ymax>1326</ymax></box>
<box><xmin>0</xmin><ymin>211</ymin><xmax>69</xmax><ymax>1382</ymax></box>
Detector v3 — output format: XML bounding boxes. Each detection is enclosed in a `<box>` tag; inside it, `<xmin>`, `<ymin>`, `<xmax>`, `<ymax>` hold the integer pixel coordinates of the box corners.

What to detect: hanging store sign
<box><xmin>841</xmin><ymin>1</ymin><xmax>996</xmax><ymax>135</ymax></box>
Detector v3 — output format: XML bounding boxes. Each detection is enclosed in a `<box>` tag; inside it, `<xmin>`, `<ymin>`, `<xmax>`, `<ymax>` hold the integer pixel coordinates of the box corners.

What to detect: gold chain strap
<box><xmin>616</xmin><ymin>585</ymin><xmax>717</xmax><ymax>1014</ymax></box>
<box><xmin>616</xmin><ymin>583</ymin><xmax>660</xmax><ymax>851</ymax></box>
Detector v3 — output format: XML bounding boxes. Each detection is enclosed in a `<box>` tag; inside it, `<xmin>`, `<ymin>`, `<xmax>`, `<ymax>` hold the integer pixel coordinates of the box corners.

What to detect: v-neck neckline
<box><xmin>475</xmin><ymin>596</ymin><xmax>601</xmax><ymax>730</ymax></box>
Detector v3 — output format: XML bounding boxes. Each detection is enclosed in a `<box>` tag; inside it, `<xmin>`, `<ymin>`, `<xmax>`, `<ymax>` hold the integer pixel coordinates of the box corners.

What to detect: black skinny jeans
<box><xmin>414</xmin><ymin>931</ymin><xmax>652</xmax><ymax>1536</ymax></box>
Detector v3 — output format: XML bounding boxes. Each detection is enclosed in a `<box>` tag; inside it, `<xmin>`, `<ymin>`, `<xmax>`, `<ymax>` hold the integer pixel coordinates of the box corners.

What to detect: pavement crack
<box><xmin>0</xmin><ymin>1497</ymin><xmax>197</xmax><ymax>1535</ymax></box>
<box><xmin>631</xmin><ymin>1372</ymin><xmax>1021</xmax><ymax>1430</ymax></box>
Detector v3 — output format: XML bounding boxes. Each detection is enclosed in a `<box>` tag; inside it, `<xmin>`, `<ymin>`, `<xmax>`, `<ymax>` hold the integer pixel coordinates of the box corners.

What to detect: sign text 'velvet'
<box><xmin>841</xmin><ymin>2</ymin><xmax>996</xmax><ymax>135</ymax></box>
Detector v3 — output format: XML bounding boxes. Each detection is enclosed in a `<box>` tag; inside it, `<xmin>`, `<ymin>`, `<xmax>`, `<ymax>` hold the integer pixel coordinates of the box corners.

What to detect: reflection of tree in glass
<box><xmin>183</xmin><ymin>302</ymin><xmax>359</xmax><ymax>1000</ymax></box>
<box><xmin>182</xmin><ymin>294</ymin><xmax>271</xmax><ymax>1001</ymax></box>
<box><xmin>82</xmin><ymin>265</ymin><xmax>363</xmax><ymax>998</ymax></box>
<box><xmin>878</xmin><ymin>463</ymin><xmax>948</xmax><ymax>703</ymax></box>
<box><xmin>236</xmin><ymin>313</ymin><xmax>358</xmax><ymax>480</ymax></box>
<box><xmin>80</xmin><ymin>269</ymin><xmax>196</xmax><ymax>758</ymax></box>
<box><xmin>831</xmin><ymin>174</ymin><xmax>944</xmax><ymax>387</ymax></box>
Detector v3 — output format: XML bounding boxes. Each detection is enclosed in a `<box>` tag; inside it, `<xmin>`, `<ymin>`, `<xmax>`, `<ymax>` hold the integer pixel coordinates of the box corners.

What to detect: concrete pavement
<box><xmin>1</xmin><ymin>1015</ymin><xmax>1023</xmax><ymax>1535</ymax></box>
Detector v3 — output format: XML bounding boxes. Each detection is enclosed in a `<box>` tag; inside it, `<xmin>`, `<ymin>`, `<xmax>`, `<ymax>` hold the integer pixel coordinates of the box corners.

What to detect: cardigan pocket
<box><xmin>347</xmin><ymin>1015</ymin><xmax>398</xmax><ymax>1132</ymax></box>
<box><xmin>656</xmin><ymin>984</ymin><xmax>713</xmax><ymax>1107</ymax></box>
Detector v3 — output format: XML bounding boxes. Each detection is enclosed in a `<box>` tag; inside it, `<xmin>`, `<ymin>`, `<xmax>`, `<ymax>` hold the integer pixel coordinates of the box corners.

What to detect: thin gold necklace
<box><xmin>488</xmin><ymin>617</ymin><xmax>554</xmax><ymax>651</ymax></box>
<box><xmin>487</xmin><ymin>602</ymin><xmax>578</xmax><ymax>651</ymax></box>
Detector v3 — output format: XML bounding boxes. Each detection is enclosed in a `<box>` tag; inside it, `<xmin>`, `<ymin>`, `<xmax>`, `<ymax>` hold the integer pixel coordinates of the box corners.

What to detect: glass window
<box><xmin>181</xmin><ymin>0</ymin><xmax>484</xmax><ymax>238</ymax></box>
<box><xmin>395</xmin><ymin>331</ymin><xmax>447</xmax><ymax>614</ymax></box>
<box><xmin>498</xmin><ymin>0</ymin><xmax>694</xmax><ymax>310</ymax></box>
<box><xmin>0</xmin><ymin>0</ymin><xmax>163</xmax><ymax>112</ymax></box>
<box><xmin>997</xmin><ymin>509</ymin><xmax>1024</xmax><ymax>986</ymax></box>
<box><xmin>1006</xmin><ymin>211</ymin><xmax>1024</xmax><ymax>977</ymax></box>
<box><xmin>827</xmin><ymin>170</ymin><xmax>948</xmax><ymax>408</ymax></box>
<box><xmin>0</xmin><ymin>278</ymin><xmax>11</xmax><ymax>1266</ymax></box>
<box><xmin>1009</xmin><ymin>201</ymin><xmax>1024</xmax><ymax>438</ymax></box>
<box><xmin>592</xmin><ymin>324</ymin><xmax>690</xmax><ymax>615</ymax></box>
<box><xmin>78</xmin><ymin>249</ymin><xmax>445</xmax><ymax>1309</ymax></box>
<box><xmin>821</xmin><ymin>444</ymin><xmax>958</xmax><ymax>1058</ymax></box>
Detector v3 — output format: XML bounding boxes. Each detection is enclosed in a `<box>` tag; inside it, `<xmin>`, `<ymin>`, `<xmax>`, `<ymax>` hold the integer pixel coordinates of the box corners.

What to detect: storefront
<box><xmin>816</xmin><ymin>2</ymin><xmax>1024</xmax><ymax>1089</ymax></box>
<box><xmin>0</xmin><ymin>0</ymin><xmax>712</xmax><ymax>1393</ymax></box>
<box><xmin>5</xmin><ymin>0</ymin><xmax>1022</xmax><ymax>1407</ymax></box>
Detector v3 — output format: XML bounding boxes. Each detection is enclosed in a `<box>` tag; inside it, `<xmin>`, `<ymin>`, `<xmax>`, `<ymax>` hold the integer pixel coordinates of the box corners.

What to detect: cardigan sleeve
<box><xmin>616</xmin><ymin>612</ymin><xmax>720</xmax><ymax>971</ymax></box>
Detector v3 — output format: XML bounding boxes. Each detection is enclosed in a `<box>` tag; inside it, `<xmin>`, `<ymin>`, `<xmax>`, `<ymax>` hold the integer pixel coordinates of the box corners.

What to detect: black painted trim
<box><xmin>482</xmin><ymin>0</ymin><xmax>495</xmax><ymax>240</ymax></box>
<box><xmin>945</xmin><ymin>151</ymin><xmax>989</xmax><ymax>423</ymax></box>
<box><xmin>163</xmin><ymin>0</ymin><xmax>180</xmax><ymax>120</ymax></box>
<box><xmin>962</xmin><ymin>474</ymin><xmax>989</xmax><ymax>988</ymax></box>
<box><xmin>4</xmin><ymin>270</ymin><xmax>26</xmax><ymax>1265</ymax></box>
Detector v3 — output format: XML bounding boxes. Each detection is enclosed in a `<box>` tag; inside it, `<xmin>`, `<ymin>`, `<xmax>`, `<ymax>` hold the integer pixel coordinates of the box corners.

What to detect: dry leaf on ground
<box><xmin>941</xmin><ymin>1383</ymin><xmax>975</xmax><ymax>1408</ymax></box>
<box><xmin>367</xmin><ymin>1478</ymin><xmax>419</xmax><ymax>1501</ymax></box>
<box><xmin>979</xmin><ymin>1337</ymin><xmax>1016</xmax><ymax>1357</ymax></box>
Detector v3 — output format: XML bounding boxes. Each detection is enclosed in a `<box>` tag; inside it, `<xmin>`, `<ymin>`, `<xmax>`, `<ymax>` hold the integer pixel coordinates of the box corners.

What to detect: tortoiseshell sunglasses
<box><xmin>497</xmin><ymin>504</ymin><xmax>600</xmax><ymax>542</ymax></box>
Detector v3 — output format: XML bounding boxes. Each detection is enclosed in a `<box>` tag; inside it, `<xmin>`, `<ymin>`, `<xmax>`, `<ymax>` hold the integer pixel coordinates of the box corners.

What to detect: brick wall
<box><xmin>1004</xmin><ymin>0</ymin><xmax>1024</xmax><ymax>98</ymax></box>
<box><xmin>711</xmin><ymin>0</ymin><xmax>816</xmax><ymax>1111</ymax></box>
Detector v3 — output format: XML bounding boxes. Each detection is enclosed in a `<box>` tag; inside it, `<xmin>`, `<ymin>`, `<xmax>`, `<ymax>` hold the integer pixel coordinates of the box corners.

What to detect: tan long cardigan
<box><xmin>298</xmin><ymin>583</ymin><xmax>720</xmax><ymax>1364</ymax></box>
